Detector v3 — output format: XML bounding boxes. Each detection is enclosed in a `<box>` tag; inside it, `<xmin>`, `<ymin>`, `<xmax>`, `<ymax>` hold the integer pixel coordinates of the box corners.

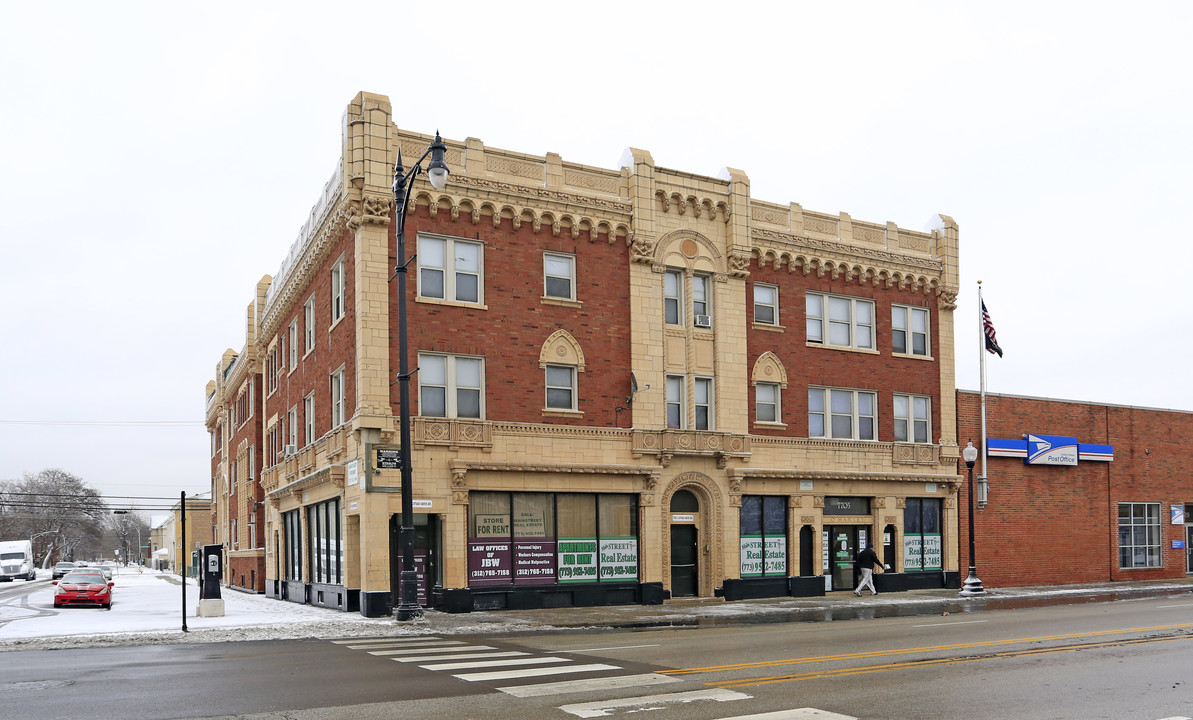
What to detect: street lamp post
<box><xmin>960</xmin><ymin>441</ymin><xmax>985</xmax><ymax>596</ymax></box>
<box><xmin>391</xmin><ymin>132</ymin><xmax>450</xmax><ymax>621</ymax></box>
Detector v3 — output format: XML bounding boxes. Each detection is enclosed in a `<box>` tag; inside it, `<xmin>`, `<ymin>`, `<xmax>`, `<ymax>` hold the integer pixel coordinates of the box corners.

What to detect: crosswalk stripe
<box><xmin>497</xmin><ymin>672</ymin><xmax>682</xmax><ymax>698</ymax></box>
<box><xmin>558</xmin><ymin>688</ymin><xmax>750</xmax><ymax>718</ymax></box>
<box><xmin>392</xmin><ymin>651</ymin><xmax>528</xmax><ymax>663</ymax></box>
<box><xmin>347</xmin><ymin>640</ymin><xmax>464</xmax><ymax>650</ymax></box>
<box><xmin>368</xmin><ymin>644</ymin><xmax>494</xmax><ymax>656</ymax></box>
<box><xmin>331</xmin><ymin>637</ymin><xmax>439</xmax><ymax>645</ymax></box>
<box><xmin>454</xmin><ymin>663</ymin><xmax>620</xmax><ymax>682</ymax></box>
<box><xmin>421</xmin><ymin>656</ymin><xmax>572</xmax><ymax>671</ymax></box>
<box><xmin>709</xmin><ymin>710</ymin><xmax>858</xmax><ymax>720</ymax></box>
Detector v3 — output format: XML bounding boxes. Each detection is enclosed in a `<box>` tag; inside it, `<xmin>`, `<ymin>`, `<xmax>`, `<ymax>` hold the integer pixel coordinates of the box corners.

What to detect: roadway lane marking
<box><xmin>421</xmin><ymin>656</ymin><xmax>572</xmax><ymax>671</ymax></box>
<box><xmin>558</xmin><ymin>688</ymin><xmax>750</xmax><ymax>718</ymax></box>
<box><xmin>332</xmin><ymin>637</ymin><xmax>441</xmax><ymax>644</ymax></box>
<box><xmin>455</xmin><ymin>663</ymin><xmax>620</xmax><ymax>682</ymax></box>
<box><xmin>1157</xmin><ymin>604</ymin><xmax>1193</xmax><ymax>609</ymax></box>
<box><xmin>392</xmin><ymin>651</ymin><xmax>528</xmax><ymax>662</ymax></box>
<box><xmin>554</xmin><ymin>644</ymin><xmax>662</xmax><ymax>653</ymax></box>
<box><xmin>497</xmin><ymin>673</ymin><xmax>682</xmax><ymax>698</ymax></box>
<box><xmin>708</xmin><ymin>711</ymin><xmax>855</xmax><ymax>720</ymax></box>
<box><xmin>912</xmin><ymin>620</ymin><xmax>989</xmax><ymax>627</ymax></box>
<box><xmin>368</xmin><ymin>645</ymin><xmax>495</xmax><ymax>656</ymax></box>
<box><xmin>664</xmin><ymin>621</ymin><xmax>1193</xmax><ymax>675</ymax></box>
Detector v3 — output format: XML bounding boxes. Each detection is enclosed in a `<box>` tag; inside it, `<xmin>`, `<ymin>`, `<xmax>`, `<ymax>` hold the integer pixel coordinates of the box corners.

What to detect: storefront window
<box><xmin>468</xmin><ymin>491</ymin><xmax>638</xmax><ymax>586</ymax></box>
<box><xmin>740</xmin><ymin>495</ymin><xmax>788</xmax><ymax>577</ymax></box>
<box><xmin>307</xmin><ymin>498</ymin><xmax>341</xmax><ymax>584</ymax></box>
<box><xmin>1118</xmin><ymin>502</ymin><xmax>1161</xmax><ymax>568</ymax></box>
<box><xmin>283</xmin><ymin>510</ymin><xmax>302</xmax><ymax>581</ymax></box>
<box><xmin>903</xmin><ymin>498</ymin><xmax>942</xmax><ymax>571</ymax></box>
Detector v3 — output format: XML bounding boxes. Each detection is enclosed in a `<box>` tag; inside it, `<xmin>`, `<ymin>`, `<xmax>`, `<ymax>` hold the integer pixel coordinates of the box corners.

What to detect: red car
<box><xmin>52</xmin><ymin>571</ymin><xmax>114</xmax><ymax>609</ymax></box>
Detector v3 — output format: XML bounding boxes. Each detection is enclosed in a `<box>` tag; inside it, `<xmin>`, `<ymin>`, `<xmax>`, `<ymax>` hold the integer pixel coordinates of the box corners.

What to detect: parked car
<box><xmin>51</xmin><ymin>562</ymin><xmax>77</xmax><ymax>580</ymax></box>
<box><xmin>95</xmin><ymin>565</ymin><xmax>113</xmax><ymax>580</ymax></box>
<box><xmin>52</xmin><ymin>571</ymin><xmax>114</xmax><ymax>609</ymax></box>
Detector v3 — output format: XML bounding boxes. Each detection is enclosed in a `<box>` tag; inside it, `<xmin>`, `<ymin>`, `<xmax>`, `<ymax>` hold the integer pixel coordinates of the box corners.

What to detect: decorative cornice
<box><xmin>449</xmin><ymin>175</ymin><xmax>632</xmax><ymax>214</ymax></box>
<box><xmin>753</xmin><ymin>228</ymin><xmax>944</xmax><ymax>274</ymax></box>
<box><xmin>731</xmin><ymin>467</ymin><xmax>962</xmax><ymax>484</ymax></box>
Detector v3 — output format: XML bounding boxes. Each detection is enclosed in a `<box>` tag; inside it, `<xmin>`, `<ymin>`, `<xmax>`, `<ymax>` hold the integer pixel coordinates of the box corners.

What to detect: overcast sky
<box><xmin>2</xmin><ymin>2</ymin><xmax>1191</xmax><ymax>509</ymax></box>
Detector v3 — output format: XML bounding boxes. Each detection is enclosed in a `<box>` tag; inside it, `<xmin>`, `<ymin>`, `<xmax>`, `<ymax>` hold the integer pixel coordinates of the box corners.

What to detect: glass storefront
<box><xmin>739</xmin><ymin>495</ymin><xmax>787</xmax><ymax>577</ymax></box>
<box><xmin>468</xmin><ymin>491</ymin><xmax>639</xmax><ymax>586</ymax></box>
<box><xmin>903</xmin><ymin>498</ymin><xmax>942</xmax><ymax>571</ymax></box>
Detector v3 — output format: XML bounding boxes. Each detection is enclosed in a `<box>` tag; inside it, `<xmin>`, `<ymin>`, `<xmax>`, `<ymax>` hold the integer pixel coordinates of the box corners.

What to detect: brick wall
<box><xmin>957</xmin><ymin>391</ymin><xmax>1193</xmax><ymax>588</ymax></box>
<box><xmin>395</xmin><ymin>208</ymin><xmax>631</xmax><ymax>426</ymax></box>
<box><xmin>749</xmin><ymin>263</ymin><xmax>942</xmax><ymax>439</ymax></box>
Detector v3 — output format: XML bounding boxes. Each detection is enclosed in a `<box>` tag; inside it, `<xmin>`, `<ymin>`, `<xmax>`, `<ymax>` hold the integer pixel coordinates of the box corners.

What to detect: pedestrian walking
<box><xmin>854</xmin><ymin>543</ymin><xmax>883</xmax><ymax>597</ymax></box>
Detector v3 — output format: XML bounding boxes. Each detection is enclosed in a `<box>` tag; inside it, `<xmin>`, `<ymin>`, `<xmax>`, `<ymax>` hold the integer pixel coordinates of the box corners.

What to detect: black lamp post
<box><xmin>960</xmin><ymin>440</ymin><xmax>985</xmax><ymax>595</ymax></box>
<box><xmin>391</xmin><ymin>132</ymin><xmax>449</xmax><ymax>621</ymax></box>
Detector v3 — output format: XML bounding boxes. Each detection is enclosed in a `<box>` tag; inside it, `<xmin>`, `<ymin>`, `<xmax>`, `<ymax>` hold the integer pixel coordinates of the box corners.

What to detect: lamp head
<box><xmin>963</xmin><ymin>441</ymin><xmax>978</xmax><ymax>468</ymax></box>
<box><xmin>426</xmin><ymin>131</ymin><xmax>449</xmax><ymax>189</ymax></box>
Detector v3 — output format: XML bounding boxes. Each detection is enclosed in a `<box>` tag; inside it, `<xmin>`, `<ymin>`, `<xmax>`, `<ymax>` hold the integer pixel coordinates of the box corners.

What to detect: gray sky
<box><xmin>3</xmin><ymin>2</ymin><xmax>1191</xmax><ymax>508</ymax></box>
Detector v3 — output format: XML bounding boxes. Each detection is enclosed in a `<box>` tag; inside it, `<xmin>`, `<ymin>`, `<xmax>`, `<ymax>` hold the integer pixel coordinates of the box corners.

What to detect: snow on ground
<box><xmin>0</xmin><ymin>567</ymin><xmax>536</xmax><ymax>653</ymax></box>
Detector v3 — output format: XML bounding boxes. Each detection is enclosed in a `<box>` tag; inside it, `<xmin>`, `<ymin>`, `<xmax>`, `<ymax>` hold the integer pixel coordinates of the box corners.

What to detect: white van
<box><xmin>0</xmin><ymin>540</ymin><xmax>36</xmax><ymax>581</ymax></box>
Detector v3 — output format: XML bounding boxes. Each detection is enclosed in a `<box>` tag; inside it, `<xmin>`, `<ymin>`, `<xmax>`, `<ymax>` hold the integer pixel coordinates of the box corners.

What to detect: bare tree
<box><xmin>0</xmin><ymin>469</ymin><xmax>106</xmax><ymax>566</ymax></box>
<box><xmin>107</xmin><ymin>511</ymin><xmax>151</xmax><ymax>565</ymax></box>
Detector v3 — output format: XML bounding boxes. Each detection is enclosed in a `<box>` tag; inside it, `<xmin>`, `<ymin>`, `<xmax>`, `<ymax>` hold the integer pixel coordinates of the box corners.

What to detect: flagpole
<box><xmin>978</xmin><ymin>281</ymin><xmax>988</xmax><ymax>508</ymax></box>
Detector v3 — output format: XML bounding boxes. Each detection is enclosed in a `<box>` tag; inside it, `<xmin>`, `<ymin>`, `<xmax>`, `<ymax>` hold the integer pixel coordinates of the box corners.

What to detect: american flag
<box><xmin>982</xmin><ymin>300</ymin><xmax>1003</xmax><ymax>357</ymax></box>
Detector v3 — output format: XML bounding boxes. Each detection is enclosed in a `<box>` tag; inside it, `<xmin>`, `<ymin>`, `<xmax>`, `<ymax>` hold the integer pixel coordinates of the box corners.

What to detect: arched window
<box><xmin>670</xmin><ymin>489</ymin><xmax>699</xmax><ymax>512</ymax></box>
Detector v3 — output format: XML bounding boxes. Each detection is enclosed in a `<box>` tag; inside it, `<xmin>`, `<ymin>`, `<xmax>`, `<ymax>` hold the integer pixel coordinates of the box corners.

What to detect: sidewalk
<box><xmin>3</xmin><ymin>568</ymin><xmax>1190</xmax><ymax>652</ymax></box>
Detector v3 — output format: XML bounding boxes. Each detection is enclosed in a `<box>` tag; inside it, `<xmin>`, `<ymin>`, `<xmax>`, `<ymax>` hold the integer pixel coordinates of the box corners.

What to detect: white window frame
<box><xmin>892</xmin><ymin>304</ymin><xmax>931</xmax><ymax>356</ymax></box>
<box><xmin>418</xmin><ymin>233</ymin><xmax>484</xmax><ymax>305</ymax></box>
<box><xmin>544</xmin><ymin>364</ymin><xmax>576</xmax><ymax>410</ymax></box>
<box><xmin>664</xmin><ymin>270</ymin><xmax>683</xmax><ymax>326</ymax></box>
<box><xmin>1118</xmin><ymin>502</ymin><xmax>1162</xmax><ymax>569</ymax></box>
<box><xmin>893</xmin><ymin>394</ymin><xmax>932</xmax><ymax>444</ymax></box>
<box><xmin>287</xmin><ymin>406</ymin><xmax>298</xmax><ymax>448</ymax></box>
<box><xmin>417</xmin><ymin>353</ymin><xmax>485</xmax><ymax>419</ymax></box>
<box><xmin>330</xmin><ymin>255</ymin><xmax>346</xmax><ymax>324</ymax></box>
<box><xmin>808</xmin><ymin>386</ymin><xmax>877</xmax><ymax>440</ymax></box>
<box><xmin>329</xmin><ymin>367</ymin><xmax>346</xmax><ymax>429</ymax></box>
<box><xmin>692</xmin><ymin>274</ymin><xmax>711</xmax><ymax>327</ymax></box>
<box><xmin>304</xmin><ymin>296</ymin><xmax>315</xmax><ymax>354</ymax></box>
<box><xmin>694</xmin><ymin>376</ymin><xmax>713</xmax><ymax>430</ymax></box>
<box><xmin>543</xmin><ymin>252</ymin><xmax>576</xmax><ymax>301</ymax></box>
<box><xmin>756</xmin><ymin>382</ymin><xmax>780</xmax><ymax>424</ymax></box>
<box><xmin>665</xmin><ymin>375</ymin><xmax>685</xmax><ymax>429</ymax></box>
<box><xmin>303</xmin><ymin>393</ymin><xmax>315</xmax><ymax>446</ymax></box>
<box><xmin>288</xmin><ymin>319</ymin><xmax>298</xmax><ymax>368</ymax></box>
<box><xmin>754</xmin><ymin>283</ymin><xmax>779</xmax><ymax>325</ymax></box>
<box><xmin>806</xmin><ymin>292</ymin><xmax>874</xmax><ymax>350</ymax></box>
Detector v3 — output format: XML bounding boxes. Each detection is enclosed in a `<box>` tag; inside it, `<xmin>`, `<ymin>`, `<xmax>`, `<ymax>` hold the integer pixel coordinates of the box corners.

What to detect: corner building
<box><xmin>218</xmin><ymin>91</ymin><xmax>964</xmax><ymax>617</ymax></box>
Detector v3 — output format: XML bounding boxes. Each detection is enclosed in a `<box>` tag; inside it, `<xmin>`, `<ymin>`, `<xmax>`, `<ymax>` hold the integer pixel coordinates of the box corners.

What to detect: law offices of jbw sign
<box><xmin>206</xmin><ymin>92</ymin><xmax>1193</xmax><ymax>617</ymax></box>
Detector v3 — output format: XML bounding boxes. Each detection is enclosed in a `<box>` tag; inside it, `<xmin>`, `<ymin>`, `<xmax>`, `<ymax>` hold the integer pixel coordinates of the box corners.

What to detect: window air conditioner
<box><xmin>283</xmin><ymin>444</ymin><xmax>297</xmax><ymax>456</ymax></box>
<box><xmin>694</xmin><ymin>314</ymin><xmax>712</xmax><ymax>328</ymax></box>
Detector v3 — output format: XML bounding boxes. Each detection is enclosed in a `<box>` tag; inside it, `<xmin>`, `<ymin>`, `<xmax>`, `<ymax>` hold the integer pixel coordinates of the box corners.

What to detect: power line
<box><xmin>0</xmin><ymin>420</ymin><xmax>203</xmax><ymax>427</ymax></box>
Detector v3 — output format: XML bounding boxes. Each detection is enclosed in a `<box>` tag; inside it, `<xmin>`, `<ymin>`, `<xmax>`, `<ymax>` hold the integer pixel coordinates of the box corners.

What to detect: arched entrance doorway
<box><xmin>669</xmin><ymin>489</ymin><xmax>700</xmax><ymax>597</ymax></box>
<box><xmin>661</xmin><ymin>473</ymin><xmax>722</xmax><ymax>599</ymax></box>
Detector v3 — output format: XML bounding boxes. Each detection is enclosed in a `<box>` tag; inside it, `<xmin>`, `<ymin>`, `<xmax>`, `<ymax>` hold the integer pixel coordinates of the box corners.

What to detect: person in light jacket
<box><xmin>854</xmin><ymin>543</ymin><xmax>883</xmax><ymax>597</ymax></box>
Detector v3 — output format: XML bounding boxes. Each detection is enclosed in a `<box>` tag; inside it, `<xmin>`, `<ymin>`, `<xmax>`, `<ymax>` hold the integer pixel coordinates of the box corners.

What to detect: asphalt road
<box><xmin>4</xmin><ymin>593</ymin><xmax>1193</xmax><ymax>720</ymax></box>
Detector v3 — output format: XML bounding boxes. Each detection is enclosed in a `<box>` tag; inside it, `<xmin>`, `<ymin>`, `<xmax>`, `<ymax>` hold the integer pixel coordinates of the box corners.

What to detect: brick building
<box><xmin>208</xmin><ymin>91</ymin><xmax>965</xmax><ymax>616</ymax></box>
<box><xmin>957</xmin><ymin>390</ymin><xmax>1193</xmax><ymax>589</ymax></box>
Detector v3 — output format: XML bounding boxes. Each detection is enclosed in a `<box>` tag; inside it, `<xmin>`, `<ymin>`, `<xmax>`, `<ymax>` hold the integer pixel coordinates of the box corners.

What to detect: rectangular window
<box><xmin>545</xmin><ymin>364</ymin><xmax>575</xmax><ymax>410</ymax></box>
<box><xmin>892</xmin><ymin>305</ymin><xmax>930</xmax><ymax>356</ymax></box>
<box><xmin>893</xmin><ymin>394</ymin><xmax>931</xmax><ymax>443</ymax></box>
<box><xmin>288</xmin><ymin>320</ymin><xmax>298</xmax><ymax>368</ymax></box>
<box><xmin>754</xmin><ymin>283</ymin><xmax>778</xmax><ymax>325</ymax></box>
<box><xmin>231</xmin><ymin>518</ymin><xmax>238</xmax><ymax>551</ymax></box>
<box><xmin>692</xmin><ymin>274</ymin><xmax>710</xmax><ymax>326</ymax></box>
<box><xmin>330</xmin><ymin>256</ymin><xmax>346</xmax><ymax>323</ymax></box>
<box><xmin>418</xmin><ymin>234</ymin><xmax>483</xmax><ymax>304</ymax></box>
<box><xmin>287</xmin><ymin>406</ymin><xmax>298</xmax><ymax>448</ymax></box>
<box><xmin>665</xmin><ymin>375</ymin><xmax>684</xmax><ymax>429</ymax></box>
<box><xmin>740</xmin><ymin>495</ymin><xmax>788</xmax><ymax>577</ymax></box>
<box><xmin>806</xmin><ymin>292</ymin><xmax>874</xmax><ymax>350</ymax></box>
<box><xmin>903</xmin><ymin>498</ymin><xmax>942</xmax><ymax>572</ymax></box>
<box><xmin>304</xmin><ymin>296</ymin><xmax>315</xmax><ymax>353</ymax></box>
<box><xmin>330</xmin><ymin>368</ymin><xmax>345</xmax><ymax>428</ymax></box>
<box><xmin>303</xmin><ymin>393</ymin><xmax>315</xmax><ymax>446</ymax></box>
<box><xmin>543</xmin><ymin>253</ymin><xmax>575</xmax><ymax>300</ymax></box>
<box><xmin>466</xmin><ymin>491</ymin><xmax>639</xmax><ymax>586</ymax></box>
<box><xmin>694</xmin><ymin>377</ymin><xmax>713</xmax><ymax>430</ymax></box>
<box><xmin>419</xmin><ymin>353</ymin><xmax>483</xmax><ymax>418</ymax></box>
<box><xmin>664</xmin><ymin>270</ymin><xmax>683</xmax><ymax>325</ymax></box>
<box><xmin>307</xmin><ymin>498</ymin><xmax>342</xmax><ymax>584</ymax></box>
<box><xmin>283</xmin><ymin>510</ymin><xmax>302</xmax><ymax>581</ymax></box>
<box><xmin>1118</xmin><ymin>502</ymin><xmax>1161</xmax><ymax>568</ymax></box>
<box><xmin>809</xmin><ymin>387</ymin><xmax>876</xmax><ymax>440</ymax></box>
<box><xmin>756</xmin><ymin>382</ymin><xmax>780</xmax><ymax>424</ymax></box>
